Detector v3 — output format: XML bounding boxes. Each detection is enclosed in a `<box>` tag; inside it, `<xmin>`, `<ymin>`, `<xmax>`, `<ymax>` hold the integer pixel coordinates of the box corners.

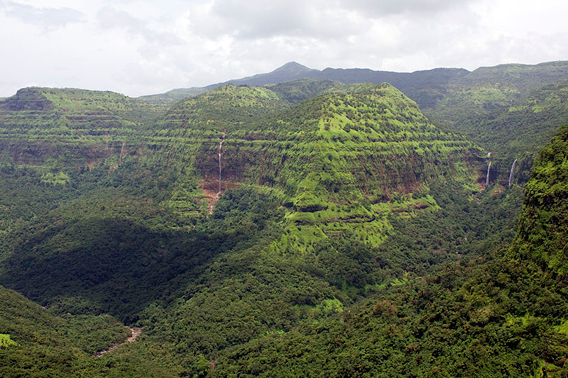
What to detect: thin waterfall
<box><xmin>508</xmin><ymin>159</ymin><xmax>517</xmax><ymax>188</ymax></box>
<box><xmin>119</xmin><ymin>141</ymin><xmax>126</xmax><ymax>165</ymax></box>
<box><xmin>486</xmin><ymin>161</ymin><xmax>492</xmax><ymax>188</ymax></box>
<box><xmin>218</xmin><ymin>132</ymin><xmax>225</xmax><ymax>195</ymax></box>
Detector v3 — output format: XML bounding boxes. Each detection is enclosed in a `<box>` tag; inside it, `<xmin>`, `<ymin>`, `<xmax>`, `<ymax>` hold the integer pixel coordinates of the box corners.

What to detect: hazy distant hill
<box><xmin>138</xmin><ymin>62</ymin><xmax>320</xmax><ymax>104</ymax></box>
<box><xmin>138</xmin><ymin>60</ymin><xmax>568</xmax><ymax>114</ymax></box>
<box><xmin>138</xmin><ymin>62</ymin><xmax>469</xmax><ymax>107</ymax></box>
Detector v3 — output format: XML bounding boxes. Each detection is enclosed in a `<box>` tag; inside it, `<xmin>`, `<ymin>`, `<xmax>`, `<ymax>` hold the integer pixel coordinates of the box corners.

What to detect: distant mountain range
<box><xmin>138</xmin><ymin>61</ymin><xmax>468</xmax><ymax>107</ymax></box>
<box><xmin>138</xmin><ymin>60</ymin><xmax>568</xmax><ymax>110</ymax></box>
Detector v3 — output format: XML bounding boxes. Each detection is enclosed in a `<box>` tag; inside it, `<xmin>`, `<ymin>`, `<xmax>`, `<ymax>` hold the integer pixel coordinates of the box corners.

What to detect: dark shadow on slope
<box><xmin>0</xmin><ymin>188</ymin><xmax>284</xmax><ymax>324</ymax></box>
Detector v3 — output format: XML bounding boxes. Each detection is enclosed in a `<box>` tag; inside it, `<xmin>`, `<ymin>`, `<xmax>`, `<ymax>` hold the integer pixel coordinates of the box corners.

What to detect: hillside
<box><xmin>426</xmin><ymin>62</ymin><xmax>568</xmax><ymax>159</ymax></box>
<box><xmin>511</xmin><ymin>123</ymin><xmax>568</xmax><ymax>275</ymax></box>
<box><xmin>196</xmin><ymin>125</ymin><xmax>568</xmax><ymax>377</ymax></box>
<box><xmin>0</xmin><ymin>285</ymin><xmax>142</xmax><ymax>377</ymax></box>
<box><xmin>151</xmin><ymin>83</ymin><xmax>484</xmax><ymax>247</ymax></box>
<box><xmin>138</xmin><ymin>62</ymin><xmax>470</xmax><ymax>107</ymax></box>
<box><xmin>0</xmin><ymin>81</ymin><xmax>485</xmax><ymax>303</ymax></box>
<box><xmin>138</xmin><ymin>61</ymin><xmax>568</xmax><ymax>187</ymax></box>
<box><xmin>428</xmin><ymin>79</ymin><xmax>568</xmax><ymax>186</ymax></box>
<box><xmin>0</xmin><ymin>87</ymin><xmax>166</xmax><ymax>170</ymax></box>
<box><xmin>0</xmin><ymin>80</ymin><xmax>502</xmax><ymax>376</ymax></box>
<box><xmin>138</xmin><ymin>61</ymin><xmax>568</xmax><ymax>113</ymax></box>
<box><xmin>0</xmin><ymin>66</ymin><xmax>567</xmax><ymax>376</ymax></box>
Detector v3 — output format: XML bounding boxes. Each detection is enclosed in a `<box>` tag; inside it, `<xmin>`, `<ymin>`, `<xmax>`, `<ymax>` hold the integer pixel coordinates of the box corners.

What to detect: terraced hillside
<box><xmin>0</xmin><ymin>79</ymin><xmax>515</xmax><ymax>377</ymax></box>
<box><xmin>148</xmin><ymin>83</ymin><xmax>484</xmax><ymax>248</ymax></box>
<box><xmin>0</xmin><ymin>87</ymin><xmax>166</xmax><ymax>169</ymax></box>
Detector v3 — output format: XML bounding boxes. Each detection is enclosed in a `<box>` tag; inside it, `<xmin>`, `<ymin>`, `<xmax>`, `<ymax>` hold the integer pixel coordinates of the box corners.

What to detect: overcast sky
<box><xmin>1</xmin><ymin>0</ymin><xmax>566</xmax><ymax>98</ymax></box>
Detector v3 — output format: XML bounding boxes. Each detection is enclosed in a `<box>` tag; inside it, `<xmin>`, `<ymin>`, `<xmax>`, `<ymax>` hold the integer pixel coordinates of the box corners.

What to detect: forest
<box><xmin>0</xmin><ymin>61</ymin><xmax>568</xmax><ymax>377</ymax></box>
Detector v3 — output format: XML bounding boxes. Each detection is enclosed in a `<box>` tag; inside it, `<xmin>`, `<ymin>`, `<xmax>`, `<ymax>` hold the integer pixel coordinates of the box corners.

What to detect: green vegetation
<box><xmin>511</xmin><ymin>123</ymin><xmax>568</xmax><ymax>275</ymax></box>
<box><xmin>0</xmin><ymin>334</ymin><xmax>17</xmax><ymax>348</ymax></box>
<box><xmin>426</xmin><ymin>62</ymin><xmax>568</xmax><ymax>186</ymax></box>
<box><xmin>0</xmin><ymin>62</ymin><xmax>567</xmax><ymax>376</ymax></box>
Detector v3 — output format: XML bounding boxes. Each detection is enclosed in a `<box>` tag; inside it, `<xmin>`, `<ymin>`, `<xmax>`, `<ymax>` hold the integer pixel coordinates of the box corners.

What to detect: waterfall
<box><xmin>217</xmin><ymin>132</ymin><xmax>225</xmax><ymax>195</ymax></box>
<box><xmin>486</xmin><ymin>161</ymin><xmax>491</xmax><ymax>188</ymax></box>
<box><xmin>508</xmin><ymin>159</ymin><xmax>517</xmax><ymax>188</ymax></box>
<box><xmin>119</xmin><ymin>141</ymin><xmax>126</xmax><ymax>165</ymax></box>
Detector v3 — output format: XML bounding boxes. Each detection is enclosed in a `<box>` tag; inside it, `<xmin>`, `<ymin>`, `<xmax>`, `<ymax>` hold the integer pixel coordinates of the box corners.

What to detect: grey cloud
<box><xmin>211</xmin><ymin>0</ymin><xmax>311</xmax><ymax>38</ymax></box>
<box><xmin>1</xmin><ymin>1</ymin><xmax>84</xmax><ymax>30</ymax></box>
<box><xmin>189</xmin><ymin>0</ymin><xmax>364</xmax><ymax>40</ymax></box>
<box><xmin>97</xmin><ymin>6</ymin><xmax>182</xmax><ymax>46</ymax></box>
<box><xmin>190</xmin><ymin>0</ymin><xmax>474</xmax><ymax>41</ymax></box>
<box><xmin>339</xmin><ymin>0</ymin><xmax>477</xmax><ymax>17</ymax></box>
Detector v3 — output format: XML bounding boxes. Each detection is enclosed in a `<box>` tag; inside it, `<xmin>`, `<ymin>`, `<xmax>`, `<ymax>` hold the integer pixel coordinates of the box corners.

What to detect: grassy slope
<box><xmin>426</xmin><ymin>63</ymin><xmax>568</xmax><ymax>185</ymax></box>
<box><xmin>0</xmin><ymin>87</ymin><xmax>167</xmax><ymax>170</ymax></box>
<box><xmin>0</xmin><ymin>81</ymin><xmax>494</xmax><ymax>376</ymax></box>
<box><xmin>153</xmin><ymin>83</ymin><xmax>483</xmax><ymax>249</ymax></box>
<box><xmin>207</xmin><ymin>124</ymin><xmax>568</xmax><ymax>377</ymax></box>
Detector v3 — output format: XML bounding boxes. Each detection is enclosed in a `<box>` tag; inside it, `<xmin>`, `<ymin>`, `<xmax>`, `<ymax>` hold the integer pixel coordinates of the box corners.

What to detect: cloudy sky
<box><xmin>0</xmin><ymin>0</ymin><xmax>566</xmax><ymax>98</ymax></box>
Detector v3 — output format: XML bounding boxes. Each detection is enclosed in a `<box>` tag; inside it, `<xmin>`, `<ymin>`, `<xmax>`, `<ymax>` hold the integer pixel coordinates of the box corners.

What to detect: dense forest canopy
<box><xmin>0</xmin><ymin>60</ymin><xmax>567</xmax><ymax>377</ymax></box>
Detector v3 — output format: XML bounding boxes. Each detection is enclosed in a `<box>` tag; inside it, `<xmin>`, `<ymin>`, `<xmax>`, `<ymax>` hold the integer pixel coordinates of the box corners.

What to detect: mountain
<box><xmin>424</xmin><ymin>63</ymin><xmax>568</xmax><ymax>185</ymax></box>
<box><xmin>137</xmin><ymin>60</ymin><xmax>568</xmax><ymax>112</ymax></box>
<box><xmin>138</xmin><ymin>61</ymin><xmax>568</xmax><ymax>176</ymax></box>
<box><xmin>1</xmin><ymin>61</ymin><xmax>568</xmax><ymax>376</ymax></box>
<box><xmin>138</xmin><ymin>62</ymin><xmax>470</xmax><ymax>107</ymax></box>
<box><xmin>0</xmin><ymin>83</ymin><xmax>484</xmax><ymax>304</ymax></box>
<box><xmin>229</xmin><ymin>61</ymin><xmax>319</xmax><ymax>86</ymax></box>
<box><xmin>0</xmin><ymin>87</ymin><xmax>165</xmax><ymax>170</ymax></box>
<box><xmin>138</xmin><ymin>62</ymin><xmax>319</xmax><ymax>104</ymax></box>
<box><xmin>186</xmin><ymin>124</ymin><xmax>568</xmax><ymax>377</ymax></box>
<box><xmin>0</xmin><ymin>80</ymin><xmax>496</xmax><ymax>376</ymax></box>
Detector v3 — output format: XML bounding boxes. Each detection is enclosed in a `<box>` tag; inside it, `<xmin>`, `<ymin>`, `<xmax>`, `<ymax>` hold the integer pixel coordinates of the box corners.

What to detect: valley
<box><xmin>0</xmin><ymin>60</ymin><xmax>567</xmax><ymax>377</ymax></box>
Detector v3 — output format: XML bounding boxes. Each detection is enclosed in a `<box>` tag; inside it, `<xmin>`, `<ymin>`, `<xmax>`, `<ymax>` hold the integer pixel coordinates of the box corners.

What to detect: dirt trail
<box><xmin>93</xmin><ymin>327</ymin><xmax>141</xmax><ymax>358</ymax></box>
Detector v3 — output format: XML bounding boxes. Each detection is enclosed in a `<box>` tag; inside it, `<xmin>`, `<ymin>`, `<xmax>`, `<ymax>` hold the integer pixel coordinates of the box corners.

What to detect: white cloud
<box><xmin>0</xmin><ymin>0</ymin><xmax>567</xmax><ymax>98</ymax></box>
<box><xmin>0</xmin><ymin>1</ymin><xmax>84</xmax><ymax>30</ymax></box>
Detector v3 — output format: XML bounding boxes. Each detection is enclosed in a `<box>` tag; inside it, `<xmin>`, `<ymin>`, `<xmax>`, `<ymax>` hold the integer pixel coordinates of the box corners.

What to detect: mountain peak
<box><xmin>272</xmin><ymin>61</ymin><xmax>315</xmax><ymax>74</ymax></box>
<box><xmin>224</xmin><ymin>62</ymin><xmax>318</xmax><ymax>88</ymax></box>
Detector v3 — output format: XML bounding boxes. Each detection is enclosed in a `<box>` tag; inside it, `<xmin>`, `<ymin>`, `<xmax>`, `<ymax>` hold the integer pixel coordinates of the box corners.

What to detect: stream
<box><xmin>93</xmin><ymin>327</ymin><xmax>142</xmax><ymax>358</ymax></box>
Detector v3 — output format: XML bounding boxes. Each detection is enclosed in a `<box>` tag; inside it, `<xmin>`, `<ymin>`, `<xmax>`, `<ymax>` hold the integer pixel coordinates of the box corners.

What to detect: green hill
<box><xmin>428</xmin><ymin>79</ymin><xmax>568</xmax><ymax>186</ymax></box>
<box><xmin>0</xmin><ymin>67</ymin><xmax>566</xmax><ymax>376</ymax></box>
<box><xmin>200</xmin><ymin>124</ymin><xmax>568</xmax><ymax>377</ymax></box>
<box><xmin>0</xmin><ymin>284</ymin><xmax>141</xmax><ymax>377</ymax></box>
<box><xmin>512</xmin><ymin>123</ymin><xmax>568</xmax><ymax>276</ymax></box>
<box><xmin>0</xmin><ymin>87</ymin><xmax>167</xmax><ymax>170</ymax></box>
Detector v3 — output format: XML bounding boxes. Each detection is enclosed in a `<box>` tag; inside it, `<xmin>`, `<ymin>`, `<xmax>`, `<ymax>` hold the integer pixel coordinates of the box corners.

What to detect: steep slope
<box><xmin>157</xmin><ymin>84</ymin><xmax>290</xmax><ymax>134</ymax></box>
<box><xmin>205</xmin><ymin>124</ymin><xmax>568</xmax><ymax>377</ymax></box>
<box><xmin>423</xmin><ymin>62</ymin><xmax>568</xmax><ymax>187</ymax></box>
<box><xmin>511</xmin><ymin>123</ymin><xmax>568</xmax><ymax>275</ymax></box>
<box><xmin>0</xmin><ymin>285</ymin><xmax>138</xmax><ymax>377</ymax></box>
<box><xmin>0</xmin><ymin>87</ymin><xmax>166</xmax><ymax>169</ymax></box>
<box><xmin>0</xmin><ymin>82</ymin><xmax>484</xmax><ymax>298</ymax></box>
<box><xmin>151</xmin><ymin>82</ymin><xmax>484</xmax><ymax>248</ymax></box>
<box><xmin>431</xmin><ymin>80</ymin><xmax>568</xmax><ymax>186</ymax></box>
<box><xmin>0</xmin><ymin>81</ymin><xmax>488</xmax><ymax>373</ymax></box>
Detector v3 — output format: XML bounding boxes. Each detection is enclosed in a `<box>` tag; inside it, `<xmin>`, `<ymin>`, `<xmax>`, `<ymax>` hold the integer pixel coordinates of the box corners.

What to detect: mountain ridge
<box><xmin>1</xmin><ymin>61</ymin><xmax>568</xmax><ymax>376</ymax></box>
<box><xmin>137</xmin><ymin>61</ymin><xmax>471</xmax><ymax>106</ymax></box>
